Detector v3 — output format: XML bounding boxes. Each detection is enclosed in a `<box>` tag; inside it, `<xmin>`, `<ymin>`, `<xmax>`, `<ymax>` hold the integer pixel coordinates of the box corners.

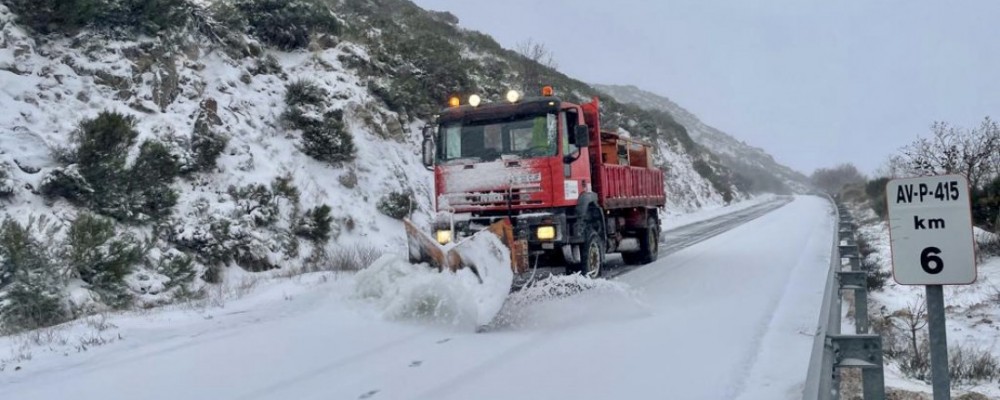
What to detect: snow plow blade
<box><xmin>403</xmin><ymin>218</ymin><xmax>521</xmax><ymax>328</ymax></box>
<box><xmin>403</xmin><ymin>218</ymin><xmax>529</xmax><ymax>275</ymax></box>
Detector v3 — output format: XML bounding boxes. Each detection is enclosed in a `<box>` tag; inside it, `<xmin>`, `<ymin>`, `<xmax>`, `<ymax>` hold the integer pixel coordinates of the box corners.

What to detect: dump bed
<box><xmin>592</xmin><ymin>131</ymin><xmax>666</xmax><ymax>209</ymax></box>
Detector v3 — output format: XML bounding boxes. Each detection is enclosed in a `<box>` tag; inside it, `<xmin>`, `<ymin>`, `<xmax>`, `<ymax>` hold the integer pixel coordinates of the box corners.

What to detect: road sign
<box><xmin>886</xmin><ymin>174</ymin><xmax>977</xmax><ymax>285</ymax></box>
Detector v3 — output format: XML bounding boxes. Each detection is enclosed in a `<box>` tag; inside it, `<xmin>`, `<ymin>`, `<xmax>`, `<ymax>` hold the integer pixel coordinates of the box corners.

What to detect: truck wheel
<box><xmin>623</xmin><ymin>217</ymin><xmax>659</xmax><ymax>265</ymax></box>
<box><xmin>570</xmin><ymin>231</ymin><xmax>604</xmax><ymax>278</ymax></box>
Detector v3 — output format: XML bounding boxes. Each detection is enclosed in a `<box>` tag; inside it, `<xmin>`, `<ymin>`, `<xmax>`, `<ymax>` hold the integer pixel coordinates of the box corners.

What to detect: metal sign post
<box><xmin>886</xmin><ymin>174</ymin><xmax>978</xmax><ymax>400</ymax></box>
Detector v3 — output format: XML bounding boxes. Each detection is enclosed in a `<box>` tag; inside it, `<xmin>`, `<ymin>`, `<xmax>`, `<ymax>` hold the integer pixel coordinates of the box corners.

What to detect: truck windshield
<box><xmin>437</xmin><ymin>114</ymin><xmax>557</xmax><ymax>162</ymax></box>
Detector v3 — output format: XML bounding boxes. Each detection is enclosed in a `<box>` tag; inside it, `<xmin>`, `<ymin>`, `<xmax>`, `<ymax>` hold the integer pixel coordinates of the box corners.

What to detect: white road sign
<box><xmin>886</xmin><ymin>174</ymin><xmax>977</xmax><ymax>285</ymax></box>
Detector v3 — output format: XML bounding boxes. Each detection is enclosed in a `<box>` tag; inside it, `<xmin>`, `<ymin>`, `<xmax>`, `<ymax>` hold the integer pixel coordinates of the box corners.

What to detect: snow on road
<box><xmin>0</xmin><ymin>196</ymin><xmax>834</xmax><ymax>400</ymax></box>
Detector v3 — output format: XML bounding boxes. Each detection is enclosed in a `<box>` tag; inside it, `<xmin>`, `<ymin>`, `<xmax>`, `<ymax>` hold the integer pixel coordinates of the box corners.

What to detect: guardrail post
<box><xmin>831</xmin><ymin>334</ymin><xmax>885</xmax><ymax>400</ymax></box>
<box><xmin>839</xmin><ymin>244</ymin><xmax>861</xmax><ymax>271</ymax></box>
<box><xmin>838</xmin><ymin>271</ymin><xmax>869</xmax><ymax>334</ymax></box>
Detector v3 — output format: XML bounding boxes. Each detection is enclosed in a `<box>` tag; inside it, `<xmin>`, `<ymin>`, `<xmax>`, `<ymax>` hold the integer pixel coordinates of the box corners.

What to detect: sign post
<box><xmin>886</xmin><ymin>174</ymin><xmax>977</xmax><ymax>400</ymax></box>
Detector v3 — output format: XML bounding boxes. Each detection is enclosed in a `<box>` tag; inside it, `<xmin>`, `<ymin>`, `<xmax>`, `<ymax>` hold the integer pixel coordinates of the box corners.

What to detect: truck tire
<box><xmin>622</xmin><ymin>217</ymin><xmax>659</xmax><ymax>265</ymax></box>
<box><xmin>569</xmin><ymin>230</ymin><xmax>604</xmax><ymax>278</ymax></box>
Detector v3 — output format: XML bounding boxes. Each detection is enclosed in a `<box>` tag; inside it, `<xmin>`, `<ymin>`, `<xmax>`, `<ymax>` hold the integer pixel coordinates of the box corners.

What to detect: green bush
<box><xmin>51</xmin><ymin>112</ymin><xmax>181</xmax><ymax>222</ymax></box>
<box><xmin>271</xmin><ymin>174</ymin><xmax>300</xmax><ymax>203</ymax></box>
<box><xmin>285</xmin><ymin>80</ymin><xmax>328</xmax><ymax>108</ymax></box>
<box><xmin>0</xmin><ymin>164</ymin><xmax>14</xmax><ymax>198</ymax></box>
<box><xmin>865</xmin><ymin>177</ymin><xmax>890</xmax><ymax>220</ymax></box>
<box><xmin>280</xmin><ymin>82</ymin><xmax>354</xmax><ymax>164</ymax></box>
<box><xmin>156</xmin><ymin>250</ymin><xmax>196</xmax><ymax>289</ymax></box>
<box><xmin>6</xmin><ymin>0</ymin><xmax>193</xmax><ymax>36</ymax></box>
<box><xmin>377</xmin><ymin>191</ymin><xmax>413</xmax><ymax>220</ymax></box>
<box><xmin>249</xmin><ymin>54</ymin><xmax>283</xmax><ymax>76</ymax></box>
<box><xmin>0</xmin><ymin>281</ymin><xmax>66</xmax><ymax>332</ymax></box>
<box><xmin>190</xmin><ymin>117</ymin><xmax>228</xmax><ymax>173</ymax></box>
<box><xmin>122</xmin><ymin>140</ymin><xmax>181</xmax><ymax>221</ymax></box>
<box><xmin>0</xmin><ymin>218</ymin><xmax>50</xmax><ymax>289</ymax></box>
<box><xmin>971</xmin><ymin>175</ymin><xmax>1000</xmax><ymax>232</ymax></box>
<box><xmin>38</xmin><ymin>166</ymin><xmax>93</xmax><ymax>202</ymax></box>
<box><xmin>295</xmin><ymin>204</ymin><xmax>333</xmax><ymax>242</ymax></box>
<box><xmin>0</xmin><ymin>218</ymin><xmax>65</xmax><ymax>331</ymax></box>
<box><xmin>74</xmin><ymin>111</ymin><xmax>136</xmax><ymax>200</ymax></box>
<box><xmin>300</xmin><ymin>111</ymin><xmax>355</xmax><ymax>164</ymax></box>
<box><xmin>228</xmin><ymin>184</ymin><xmax>279</xmax><ymax>227</ymax></box>
<box><xmin>217</xmin><ymin>0</ymin><xmax>340</xmax><ymax>50</ymax></box>
<box><xmin>5</xmin><ymin>0</ymin><xmax>105</xmax><ymax>34</ymax></box>
<box><xmin>64</xmin><ymin>213</ymin><xmax>144</xmax><ymax>308</ymax></box>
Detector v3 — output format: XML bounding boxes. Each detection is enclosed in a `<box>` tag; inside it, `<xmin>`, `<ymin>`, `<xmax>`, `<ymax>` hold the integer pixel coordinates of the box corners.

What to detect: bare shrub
<box><xmin>950</xmin><ymin>344</ymin><xmax>1000</xmax><ymax>383</ymax></box>
<box><xmin>329</xmin><ymin>246</ymin><xmax>383</xmax><ymax>271</ymax></box>
<box><xmin>889</xmin><ymin>300</ymin><xmax>931</xmax><ymax>380</ymax></box>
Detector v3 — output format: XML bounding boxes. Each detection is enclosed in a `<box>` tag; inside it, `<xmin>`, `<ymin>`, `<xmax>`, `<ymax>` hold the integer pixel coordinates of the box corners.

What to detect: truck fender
<box><xmin>573</xmin><ymin>192</ymin><xmax>605</xmax><ymax>238</ymax></box>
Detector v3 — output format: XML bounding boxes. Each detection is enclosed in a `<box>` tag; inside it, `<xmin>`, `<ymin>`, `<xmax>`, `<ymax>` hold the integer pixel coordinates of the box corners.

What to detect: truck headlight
<box><xmin>435</xmin><ymin>230</ymin><xmax>452</xmax><ymax>244</ymax></box>
<box><xmin>536</xmin><ymin>226</ymin><xmax>556</xmax><ymax>240</ymax></box>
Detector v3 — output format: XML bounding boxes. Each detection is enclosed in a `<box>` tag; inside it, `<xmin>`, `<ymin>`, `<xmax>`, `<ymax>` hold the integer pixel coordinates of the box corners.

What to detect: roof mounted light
<box><xmin>506</xmin><ymin>90</ymin><xmax>521</xmax><ymax>103</ymax></box>
<box><xmin>468</xmin><ymin>94</ymin><xmax>481</xmax><ymax>107</ymax></box>
<box><xmin>448</xmin><ymin>96</ymin><xmax>460</xmax><ymax>108</ymax></box>
<box><xmin>541</xmin><ymin>86</ymin><xmax>554</xmax><ymax>97</ymax></box>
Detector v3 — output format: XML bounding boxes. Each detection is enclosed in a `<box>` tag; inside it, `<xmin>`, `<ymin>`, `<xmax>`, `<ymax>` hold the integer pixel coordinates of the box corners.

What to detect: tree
<box><xmin>892</xmin><ymin>118</ymin><xmax>999</xmax><ymax>189</ymax></box>
<box><xmin>891</xmin><ymin>117</ymin><xmax>1000</xmax><ymax>230</ymax></box>
<box><xmin>810</xmin><ymin>163</ymin><xmax>866</xmax><ymax>194</ymax></box>
<box><xmin>515</xmin><ymin>38</ymin><xmax>558</xmax><ymax>94</ymax></box>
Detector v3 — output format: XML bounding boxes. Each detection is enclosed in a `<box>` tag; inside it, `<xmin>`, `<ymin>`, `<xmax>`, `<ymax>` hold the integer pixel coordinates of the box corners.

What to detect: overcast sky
<box><xmin>412</xmin><ymin>0</ymin><xmax>1000</xmax><ymax>175</ymax></box>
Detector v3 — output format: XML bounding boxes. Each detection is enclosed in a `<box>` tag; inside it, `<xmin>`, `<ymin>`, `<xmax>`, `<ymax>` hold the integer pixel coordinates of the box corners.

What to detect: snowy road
<box><xmin>0</xmin><ymin>196</ymin><xmax>834</xmax><ymax>400</ymax></box>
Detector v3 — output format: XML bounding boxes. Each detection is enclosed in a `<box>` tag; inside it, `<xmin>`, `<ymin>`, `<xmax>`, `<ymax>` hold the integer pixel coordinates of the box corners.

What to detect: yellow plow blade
<box><xmin>403</xmin><ymin>218</ymin><xmax>528</xmax><ymax>276</ymax></box>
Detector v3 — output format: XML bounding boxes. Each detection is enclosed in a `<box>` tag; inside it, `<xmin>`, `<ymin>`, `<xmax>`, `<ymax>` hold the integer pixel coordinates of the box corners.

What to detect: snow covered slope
<box><xmin>0</xmin><ymin>196</ymin><xmax>834</xmax><ymax>400</ymax></box>
<box><xmin>595</xmin><ymin>84</ymin><xmax>811</xmax><ymax>194</ymax></box>
<box><xmin>0</xmin><ymin>0</ymin><xmax>750</xmax><ymax>330</ymax></box>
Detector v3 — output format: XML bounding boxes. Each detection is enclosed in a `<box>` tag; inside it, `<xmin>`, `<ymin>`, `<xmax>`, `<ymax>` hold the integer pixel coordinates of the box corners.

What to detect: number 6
<box><xmin>921</xmin><ymin>247</ymin><xmax>943</xmax><ymax>274</ymax></box>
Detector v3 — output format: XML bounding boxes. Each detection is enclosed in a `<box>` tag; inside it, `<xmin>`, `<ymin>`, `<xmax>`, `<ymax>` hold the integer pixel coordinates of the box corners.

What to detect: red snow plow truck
<box><xmin>405</xmin><ymin>87</ymin><xmax>666</xmax><ymax>285</ymax></box>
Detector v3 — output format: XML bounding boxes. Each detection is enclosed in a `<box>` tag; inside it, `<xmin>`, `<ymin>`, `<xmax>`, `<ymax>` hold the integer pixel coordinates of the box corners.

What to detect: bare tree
<box><xmin>894</xmin><ymin>117</ymin><xmax>999</xmax><ymax>190</ymax></box>
<box><xmin>890</xmin><ymin>299</ymin><xmax>930</xmax><ymax>378</ymax></box>
<box><xmin>810</xmin><ymin>163</ymin><xmax>866</xmax><ymax>194</ymax></box>
<box><xmin>515</xmin><ymin>38</ymin><xmax>558</xmax><ymax>94</ymax></box>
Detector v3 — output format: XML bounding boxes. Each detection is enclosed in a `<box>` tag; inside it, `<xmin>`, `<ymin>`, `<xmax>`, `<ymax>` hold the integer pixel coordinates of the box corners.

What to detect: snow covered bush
<box><xmin>190</xmin><ymin>115</ymin><xmax>229</xmax><ymax>173</ymax></box>
<box><xmin>282</xmin><ymin>81</ymin><xmax>355</xmax><ymax>164</ymax></box>
<box><xmin>154</xmin><ymin>249</ymin><xmax>196</xmax><ymax>290</ymax></box>
<box><xmin>300</xmin><ymin>110</ymin><xmax>354</xmax><ymax>164</ymax></box>
<box><xmin>377</xmin><ymin>190</ymin><xmax>413</xmax><ymax>220</ymax></box>
<box><xmin>4</xmin><ymin>0</ymin><xmax>105</xmax><ymax>34</ymax></box>
<box><xmin>0</xmin><ymin>218</ymin><xmax>66</xmax><ymax>332</ymax></box>
<box><xmin>49</xmin><ymin>112</ymin><xmax>181</xmax><ymax>221</ymax></box>
<box><xmin>121</xmin><ymin>140</ymin><xmax>181</xmax><ymax>221</ymax></box>
<box><xmin>215</xmin><ymin>0</ymin><xmax>340</xmax><ymax>50</ymax></box>
<box><xmin>6</xmin><ymin>0</ymin><xmax>193</xmax><ymax>36</ymax></box>
<box><xmin>64</xmin><ymin>213</ymin><xmax>145</xmax><ymax>308</ymax></box>
<box><xmin>294</xmin><ymin>204</ymin><xmax>333</xmax><ymax>242</ymax></box>
<box><xmin>0</xmin><ymin>281</ymin><xmax>66</xmax><ymax>333</ymax></box>
<box><xmin>249</xmin><ymin>54</ymin><xmax>284</xmax><ymax>76</ymax></box>
<box><xmin>284</xmin><ymin>79</ymin><xmax>328</xmax><ymax>109</ymax></box>
<box><xmin>228</xmin><ymin>184</ymin><xmax>279</xmax><ymax>227</ymax></box>
<box><xmin>0</xmin><ymin>163</ymin><xmax>14</xmax><ymax>198</ymax></box>
<box><xmin>38</xmin><ymin>166</ymin><xmax>93</xmax><ymax>203</ymax></box>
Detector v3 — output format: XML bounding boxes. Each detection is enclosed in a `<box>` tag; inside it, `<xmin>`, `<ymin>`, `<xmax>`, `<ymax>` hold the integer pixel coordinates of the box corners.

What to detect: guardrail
<box><xmin>804</xmin><ymin>196</ymin><xmax>886</xmax><ymax>399</ymax></box>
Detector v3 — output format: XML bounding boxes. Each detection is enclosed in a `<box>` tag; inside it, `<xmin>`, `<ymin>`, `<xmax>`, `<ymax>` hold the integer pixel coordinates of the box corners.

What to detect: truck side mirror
<box><xmin>421</xmin><ymin>126</ymin><xmax>435</xmax><ymax>169</ymax></box>
<box><xmin>574</xmin><ymin>125</ymin><xmax>590</xmax><ymax>147</ymax></box>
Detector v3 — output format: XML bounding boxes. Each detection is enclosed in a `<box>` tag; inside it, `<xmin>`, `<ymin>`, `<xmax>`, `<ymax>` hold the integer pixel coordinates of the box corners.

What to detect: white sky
<box><xmin>412</xmin><ymin>0</ymin><xmax>1000</xmax><ymax>175</ymax></box>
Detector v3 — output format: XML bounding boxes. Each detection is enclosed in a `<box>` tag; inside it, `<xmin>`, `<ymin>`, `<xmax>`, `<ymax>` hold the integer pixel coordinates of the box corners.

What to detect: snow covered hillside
<box><xmin>595</xmin><ymin>84</ymin><xmax>811</xmax><ymax>194</ymax></box>
<box><xmin>0</xmin><ymin>0</ymin><xmax>755</xmax><ymax>331</ymax></box>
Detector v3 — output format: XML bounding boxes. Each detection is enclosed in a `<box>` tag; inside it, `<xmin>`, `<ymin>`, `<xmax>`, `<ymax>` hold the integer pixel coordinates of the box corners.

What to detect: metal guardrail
<box><xmin>804</xmin><ymin>196</ymin><xmax>886</xmax><ymax>399</ymax></box>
